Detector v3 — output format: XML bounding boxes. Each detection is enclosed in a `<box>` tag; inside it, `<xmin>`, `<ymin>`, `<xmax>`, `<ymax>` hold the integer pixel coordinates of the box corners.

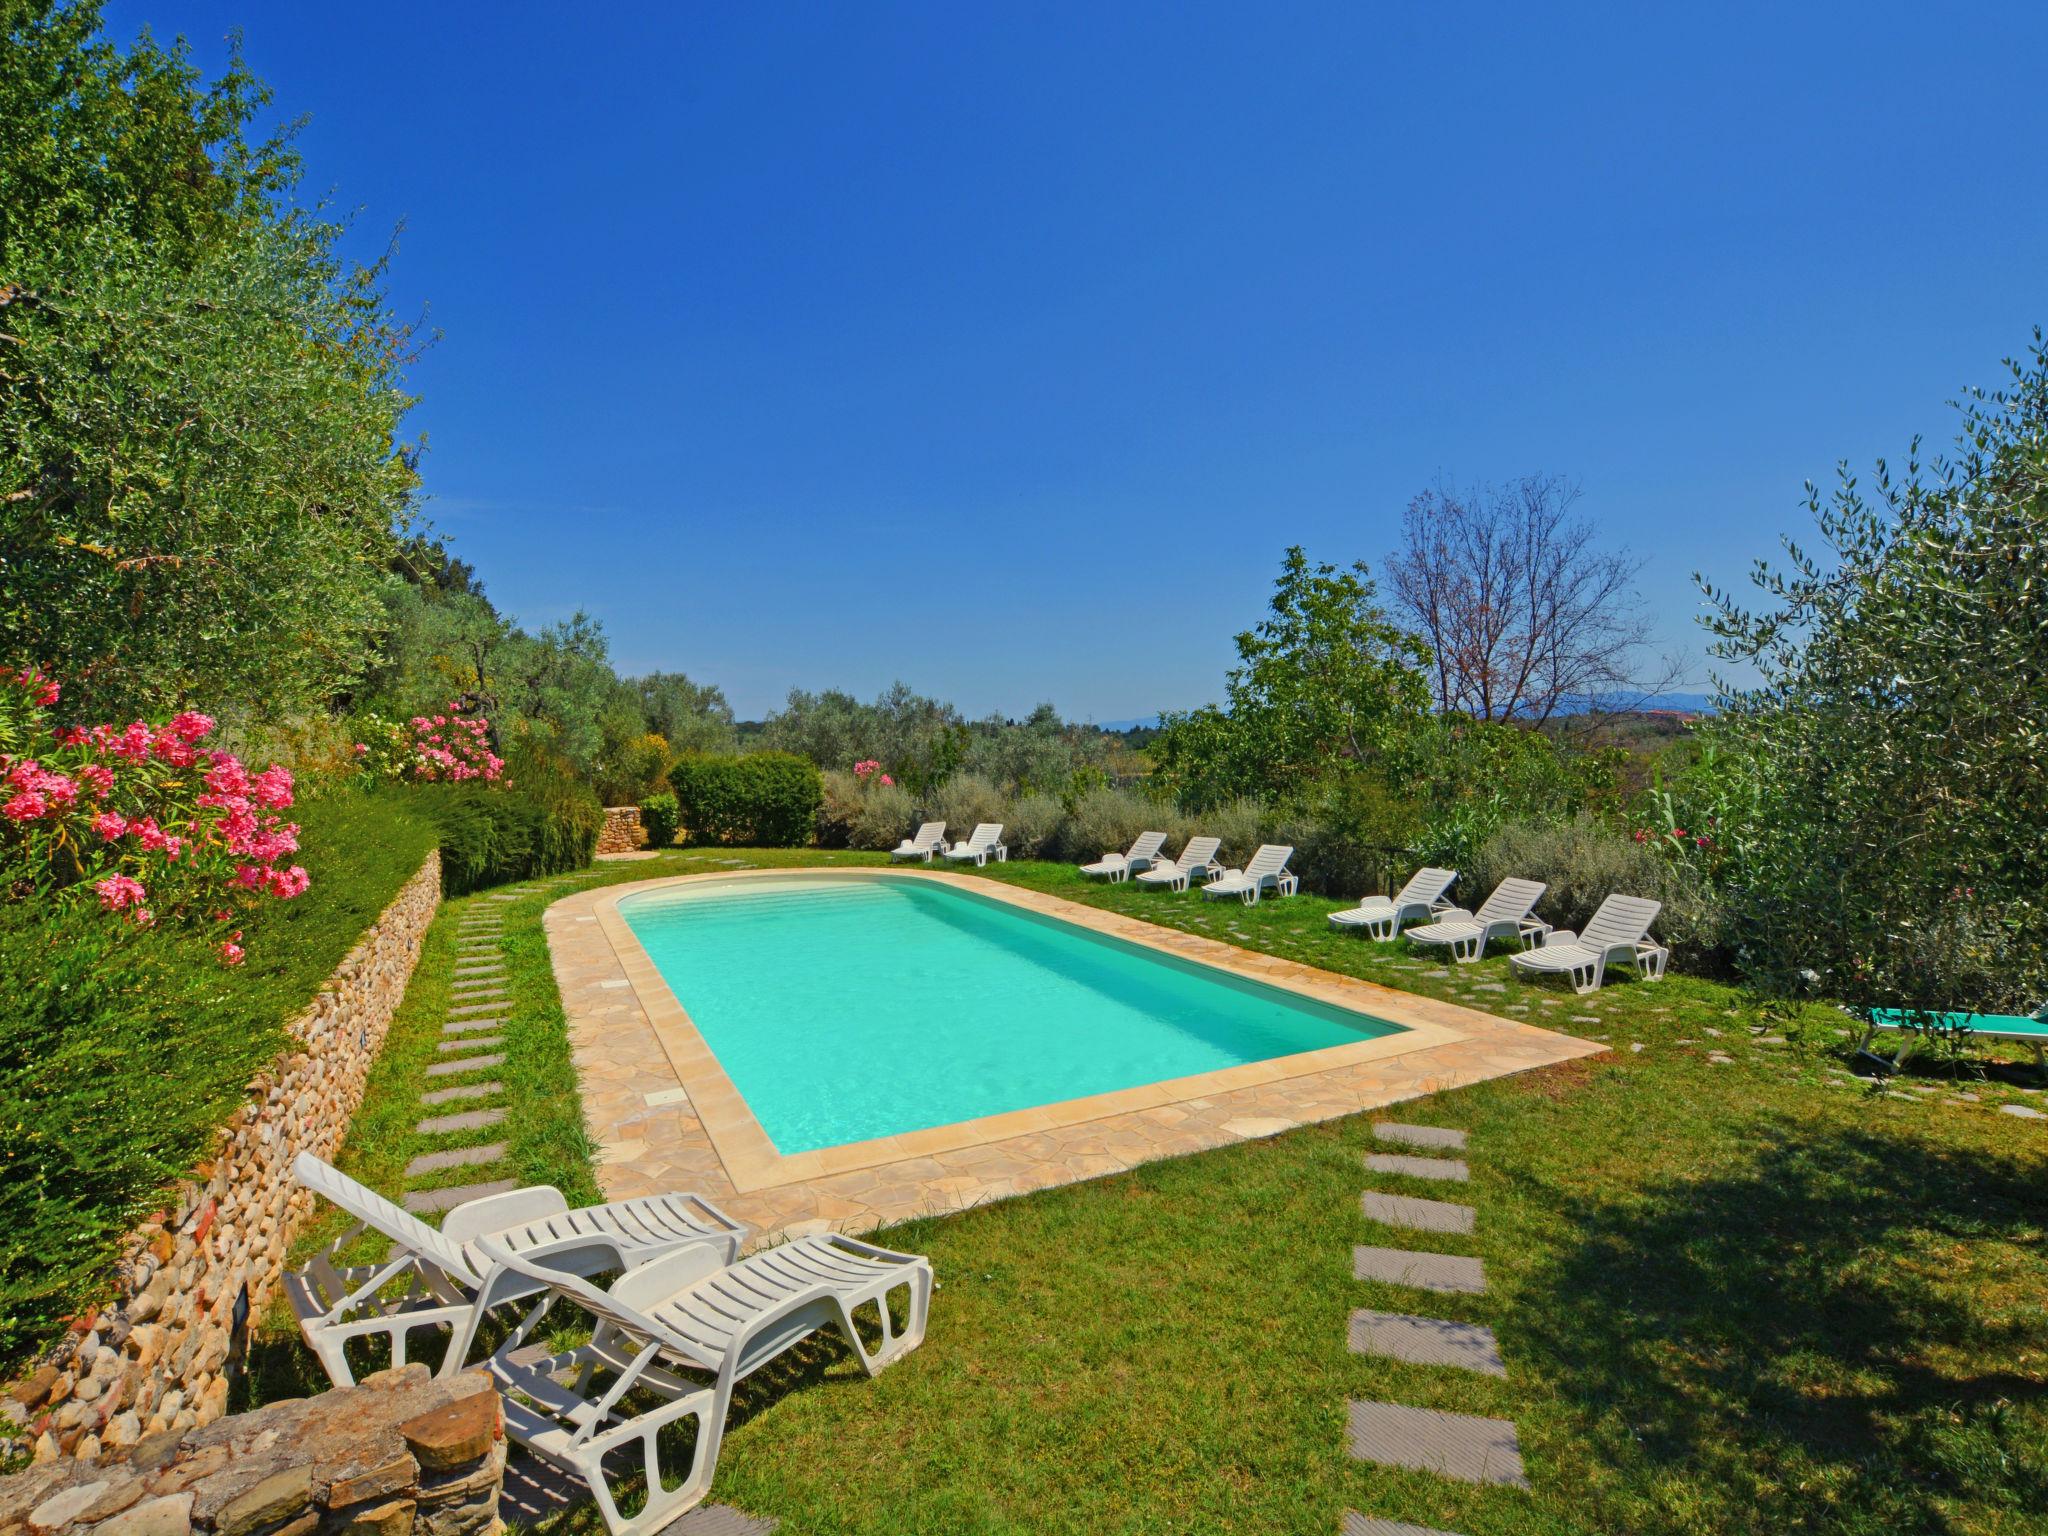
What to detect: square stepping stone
<box><xmin>1346</xmin><ymin>1400</ymin><xmax>1527</xmax><ymax>1487</ymax></box>
<box><xmin>1367</xmin><ymin>1153</ymin><xmax>1469</xmax><ymax>1183</ymax></box>
<box><xmin>1342</xmin><ymin>1516</ymin><xmax>1465</xmax><ymax>1536</ymax></box>
<box><xmin>426</xmin><ymin>1053</ymin><xmax>505</xmax><ymax>1077</ymax></box>
<box><xmin>422</xmin><ymin>1081</ymin><xmax>503</xmax><ymax>1105</ymax></box>
<box><xmin>437</xmin><ymin>1035</ymin><xmax>503</xmax><ymax>1053</ymax></box>
<box><xmin>1375</xmin><ymin>1123</ymin><xmax>1467</xmax><ymax>1151</ymax></box>
<box><xmin>1349</xmin><ymin>1310</ymin><xmax>1506</xmax><ymax>1376</ymax></box>
<box><xmin>1354</xmin><ymin>1246</ymin><xmax>1485</xmax><ymax>1294</ymax></box>
<box><xmin>417</xmin><ymin>1107</ymin><xmax>506</xmax><ymax>1135</ymax></box>
<box><xmin>1362</xmin><ymin>1191</ymin><xmax>1474</xmax><ymax>1234</ymax></box>
<box><xmin>403</xmin><ymin>1179</ymin><xmax>517</xmax><ymax>1213</ymax></box>
<box><xmin>405</xmin><ymin>1142</ymin><xmax>508</xmax><ymax>1177</ymax></box>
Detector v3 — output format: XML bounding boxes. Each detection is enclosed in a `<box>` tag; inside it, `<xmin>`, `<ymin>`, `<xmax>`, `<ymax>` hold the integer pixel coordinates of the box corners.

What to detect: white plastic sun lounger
<box><xmin>1080</xmin><ymin>830</ymin><xmax>1168</xmax><ymax>882</ymax></box>
<box><xmin>1328</xmin><ymin>867</ymin><xmax>1458</xmax><ymax>940</ymax></box>
<box><xmin>285</xmin><ymin>1152</ymin><xmax>745</xmax><ymax>1387</ymax></box>
<box><xmin>1405</xmin><ymin>878</ymin><xmax>1550</xmax><ymax>963</ymax></box>
<box><xmin>941</xmin><ymin>822</ymin><xmax>1008</xmax><ymax>865</ymax></box>
<box><xmin>1510</xmin><ymin>894</ymin><xmax>1667</xmax><ymax>993</ymax></box>
<box><xmin>1134</xmin><ymin>835</ymin><xmax>1224</xmax><ymax>892</ymax></box>
<box><xmin>889</xmin><ymin>821</ymin><xmax>946</xmax><ymax>862</ymax></box>
<box><xmin>1202</xmin><ymin>844</ymin><xmax>1298</xmax><ymax>905</ymax></box>
<box><xmin>480</xmin><ymin>1231</ymin><xmax>932</xmax><ymax>1536</ymax></box>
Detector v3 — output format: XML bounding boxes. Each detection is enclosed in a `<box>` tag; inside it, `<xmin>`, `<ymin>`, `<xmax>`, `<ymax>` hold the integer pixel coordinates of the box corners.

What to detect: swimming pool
<box><xmin>617</xmin><ymin>875</ymin><xmax>1406</xmax><ymax>1154</ymax></box>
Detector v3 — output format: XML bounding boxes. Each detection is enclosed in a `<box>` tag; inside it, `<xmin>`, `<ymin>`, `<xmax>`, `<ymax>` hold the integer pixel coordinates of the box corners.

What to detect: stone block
<box><xmin>97</xmin><ymin>1492</ymin><xmax>195</xmax><ymax>1536</ymax></box>
<box><xmin>400</xmin><ymin>1393</ymin><xmax>499</xmax><ymax>1473</ymax></box>
<box><xmin>212</xmin><ymin>1463</ymin><xmax>314</xmax><ymax>1536</ymax></box>
<box><xmin>334</xmin><ymin>1497</ymin><xmax>417</xmax><ymax>1536</ymax></box>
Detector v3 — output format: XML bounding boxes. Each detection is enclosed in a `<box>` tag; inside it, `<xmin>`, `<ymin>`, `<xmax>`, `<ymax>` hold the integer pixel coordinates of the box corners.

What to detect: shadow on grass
<box><xmin>1519</xmin><ymin>1116</ymin><xmax>2048</xmax><ymax>1532</ymax></box>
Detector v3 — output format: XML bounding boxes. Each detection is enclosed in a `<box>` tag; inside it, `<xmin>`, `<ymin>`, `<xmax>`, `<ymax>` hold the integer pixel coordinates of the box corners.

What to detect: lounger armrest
<box><xmin>1438</xmin><ymin>907</ymin><xmax>1474</xmax><ymax>923</ymax></box>
<box><xmin>441</xmin><ymin>1185</ymin><xmax>570</xmax><ymax>1244</ymax></box>
<box><xmin>605</xmin><ymin>1241</ymin><xmax>733</xmax><ymax>1311</ymax></box>
<box><xmin>1542</xmin><ymin>929</ymin><xmax>1579</xmax><ymax>948</ymax></box>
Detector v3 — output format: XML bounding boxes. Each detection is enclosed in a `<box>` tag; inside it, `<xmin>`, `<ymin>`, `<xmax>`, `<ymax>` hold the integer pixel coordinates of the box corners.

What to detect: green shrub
<box><xmin>1202</xmin><ymin>798</ymin><xmax>1268</xmax><ymax>871</ymax></box>
<box><xmin>639</xmin><ymin>792</ymin><xmax>681</xmax><ymax>850</ymax></box>
<box><xmin>410</xmin><ymin>780</ymin><xmax>601</xmax><ymax>895</ymax></box>
<box><xmin>816</xmin><ymin>771</ymin><xmax>918</xmax><ymax>851</ymax></box>
<box><xmin>1469</xmin><ymin>814</ymin><xmax>1727</xmax><ymax>965</ymax></box>
<box><xmin>1062</xmin><ymin>787</ymin><xmax>1189</xmax><ymax>867</ymax></box>
<box><xmin>931</xmin><ymin>774</ymin><xmax>1010</xmax><ymax>841</ymax></box>
<box><xmin>0</xmin><ymin>789</ymin><xmax>437</xmax><ymax>1370</ymax></box>
<box><xmin>1005</xmin><ymin>793</ymin><xmax>1069</xmax><ymax>860</ymax></box>
<box><xmin>670</xmin><ymin>751</ymin><xmax>822</xmax><ymax>847</ymax></box>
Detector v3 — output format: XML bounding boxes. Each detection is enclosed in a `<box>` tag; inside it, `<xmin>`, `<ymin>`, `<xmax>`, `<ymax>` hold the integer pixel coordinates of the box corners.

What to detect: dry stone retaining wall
<box><xmin>6</xmin><ymin>853</ymin><xmax>442</xmax><ymax>1464</ymax></box>
<box><xmin>595</xmin><ymin>806</ymin><xmax>642</xmax><ymax>855</ymax></box>
<box><xmin>0</xmin><ymin>1364</ymin><xmax>503</xmax><ymax>1536</ymax></box>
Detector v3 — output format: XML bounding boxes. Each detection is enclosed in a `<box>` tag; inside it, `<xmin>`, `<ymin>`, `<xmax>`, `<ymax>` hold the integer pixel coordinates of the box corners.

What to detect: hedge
<box><xmin>639</xmin><ymin>791</ymin><xmax>681</xmax><ymax>850</ymax></box>
<box><xmin>0</xmin><ymin>791</ymin><xmax>439</xmax><ymax>1370</ymax></box>
<box><xmin>668</xmin><ymin>752</ymin><xmax>821</xmax><ymax>846</ymax></box>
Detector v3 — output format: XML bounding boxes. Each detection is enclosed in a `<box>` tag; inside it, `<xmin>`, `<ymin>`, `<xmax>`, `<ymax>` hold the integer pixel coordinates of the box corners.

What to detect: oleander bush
<box><xmin>670</xmin><ymin>751</ymin><xmax>822</xmax><ymax>847</ymax></box>
<box><xmin>1469</xmin><ymin>814</ymin><xmax>1727</xmax><ymax>965</ymax></box>
<box><xmin>0</xmin><ymin>789</ymin><xmax>437</xmax><ymax>1370</ymax></box>
<box><xmin>639</xmin><ymin>791</ymin><xmax>681</xmax><ymax>850</ymax></box>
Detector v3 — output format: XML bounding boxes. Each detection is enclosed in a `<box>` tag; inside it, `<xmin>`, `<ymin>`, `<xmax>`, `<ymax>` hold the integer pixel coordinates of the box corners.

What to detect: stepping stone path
<box><xmin>1345</xmin><ymin>1123</ymin><xmax>1527</xmax><ymax>1531</ymax></box>
<box><xmin>404</xmin><ymin>906</ymin><xmax>518</xmax><ymax>1215</ymax></box>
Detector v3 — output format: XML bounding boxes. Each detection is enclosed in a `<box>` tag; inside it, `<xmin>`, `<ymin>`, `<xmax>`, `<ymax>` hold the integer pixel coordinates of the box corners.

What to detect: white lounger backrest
<box><xmin>1579</xmin><ymin>894</ymin><xmax>1662</xmax><ymax>950</ymax></box>
<box><xmin>1473</xmin><ymin>878</ymin><xmax>1547</xmax><ymax>924</ymax></box>
<box><xmin>1174</xmin><ymin>836</ymin><xmax>1222</xmax><ymax>870</ymax></box>
<box><xmin>1393</xmin><ymin>867</ymin><xmax>1457</xmax><ymax>907</ymax></box>
<box><xmin>1244</xmin><ymin>844</ymin><xmax>1293</xmax><ymax>878</ymax></box>
<box><xmin>295</xmin><ymin>1151</ymin><xmax>478</xmax><ymax>1284</ymax></box>
<box><xmin>910</xmin><ymin>821</ymin><xmax>945</xmax><ymax>848</ymax></box>
<box><xmin>966</xmin><ymin>822</ymin><xmax>1003</xmax><ymax>849</ymax></box>
<box><xmin>1127</xmin><ymin>830</ymin><xmax>1168</xmax><ymax>862</ymax></box>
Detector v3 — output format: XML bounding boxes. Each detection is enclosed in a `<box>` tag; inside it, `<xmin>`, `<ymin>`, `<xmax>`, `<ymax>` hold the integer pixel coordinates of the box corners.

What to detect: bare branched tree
<box><xmin>1385</xmin><ymin>476</ymin><xmax>1651</xmax><ymax>724</ymax></box>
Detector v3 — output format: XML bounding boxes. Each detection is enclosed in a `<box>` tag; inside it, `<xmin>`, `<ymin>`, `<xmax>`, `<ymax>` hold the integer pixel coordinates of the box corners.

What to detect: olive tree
<box><xmin>1699</xmin><ymin>331</ymin><xmax>2048</xmax><ymax>1014</ymax></box>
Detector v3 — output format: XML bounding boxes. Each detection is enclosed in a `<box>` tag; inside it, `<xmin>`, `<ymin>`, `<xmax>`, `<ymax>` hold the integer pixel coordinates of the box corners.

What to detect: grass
<box><xmin>263</xmin><ymin>848</ymin><xmax>2048</xmax><ymax>1533</ymax></box>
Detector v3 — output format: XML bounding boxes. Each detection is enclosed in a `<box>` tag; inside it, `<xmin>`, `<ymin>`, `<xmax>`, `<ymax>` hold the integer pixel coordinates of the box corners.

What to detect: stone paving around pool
<box><xmin>546</xmin><ymin>867</ymin><xmax>1605</xmax><ymax>1245</ymax></box>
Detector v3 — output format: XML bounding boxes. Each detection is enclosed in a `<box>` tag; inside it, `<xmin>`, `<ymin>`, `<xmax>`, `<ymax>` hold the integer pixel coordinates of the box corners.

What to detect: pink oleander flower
<box><xmin>93</xmin><ymin>811</ymin><xmax>128</xmax><ymax>840</ymax></box>
<box><xmin>879</xmin><ymin>773</ymin><xmax>894</xmax><ymax>785</ymax></box>
<box><xmin>96</xmin><ymin>874</ymin><xmax>147</xmax><ymax>912</ymax></box>
<box><xmin>77</xmin><ymin>763</ymin><xmax>114</xmax><ymax>798</ymax></box>
<box><xmin>3</xmin><ymin>790</ymin><xmax>46</xmax><ymax>821</ymax></box>
<box><xmin>353</xmin><ymin>742</ymin><xmax>369</xmax><ymax>756</ymax></box>
<box><xmin>218</xmin><ymin>938</ymin><xmax>245</xmax><ymax>967</ymax></box>
<box><xmin>14</xmin><ymin>668</ymin><xmax>58</xmax><ymax>707</ymax></box>
<box><xmin>204</xmin><ymin>755</ymin><xmax>251</xmax><ymax>798</ymax></box>
<box><xmin>168</xmin><ymin>711</ymin><xmax>215</xmax><ymax>743</ymax></box>
<box><xmin>267</xmin><ymin>865</ymin><xmax>310</xmax><ymax>900</ymax></box>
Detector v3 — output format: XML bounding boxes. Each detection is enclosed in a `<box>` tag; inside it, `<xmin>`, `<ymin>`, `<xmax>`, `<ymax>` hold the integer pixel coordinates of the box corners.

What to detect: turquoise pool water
<box><xmin>618</xmin><ymin>876</ymin><xmax>1402</xmax><ymax>1154</ymax></box>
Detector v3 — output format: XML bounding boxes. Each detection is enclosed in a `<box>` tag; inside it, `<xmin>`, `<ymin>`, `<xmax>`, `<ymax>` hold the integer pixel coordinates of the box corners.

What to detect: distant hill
<box><xmin>1092</xmin><ymin>696</ymin><xmax>1716</xmax><ymax>731</ymax></box>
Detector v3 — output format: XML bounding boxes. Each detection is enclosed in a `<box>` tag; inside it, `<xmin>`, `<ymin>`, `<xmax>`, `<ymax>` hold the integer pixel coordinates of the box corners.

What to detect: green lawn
<box><xmin>268</xmin><ymin>850</ymin><xmax>2048</xmax><ymax>1534</ymax></box>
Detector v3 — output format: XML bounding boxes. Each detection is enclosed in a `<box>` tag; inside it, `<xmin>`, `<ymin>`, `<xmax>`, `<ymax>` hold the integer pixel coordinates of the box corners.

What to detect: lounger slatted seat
<box><xmin>889</xmin><ymin>821</ymin><xmax>947</xmax><ymax>862</ymax></box>
<box><xmin>1329</xmin><ymin>867</ymin><xmax>1458</xmax><ymax>939</ymax></box>
<box><xmin>481</xmin><ymin>1231</ymin><xmax>932</xmax><ymax>1536</ymax></box>
<box><xmin>1854</xmin><ymin>1006</ymin><xmax>2048</xmax><ymax>1080</ymax></box>
<box><xmin>1404</xmin><ymin>878</ymin><xmax>1550</xmax><ymax>963</ymax></box>
<box><xmin>941</xmin><ymin>822</ymin><xmax>1008</xmax><ymax>866</ymax></box>
<box><xmin>1510</xmin><ymin>894</ymin><xmax>1667</xmax><ymax>993</ymax></box>
<box><xmin>1202</xmin><ymin>844</ymin><xmax>1298</xmax><ymax>905</ymax></box>
<box><xmin>286</xmin><ymin>1152</ymin><xmax>744</xmax><ymax>1387</ymax></box>
<box><xmin>1080</xmin><ymin>830</ymin><xmax>1168</xmax><ymax>882</ymax></box>
<box><xmin>1134</xmin><ymin>835</ymin><xmax>1223</xmax><ymax>892</ymax></box>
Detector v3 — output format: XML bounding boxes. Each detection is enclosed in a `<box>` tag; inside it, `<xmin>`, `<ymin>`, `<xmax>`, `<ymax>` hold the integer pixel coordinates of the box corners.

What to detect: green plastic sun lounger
<box><xmin>1855</xmin><ymin>1008</ymin><xmax>2048</xmax><ymax>1079</ymax></box>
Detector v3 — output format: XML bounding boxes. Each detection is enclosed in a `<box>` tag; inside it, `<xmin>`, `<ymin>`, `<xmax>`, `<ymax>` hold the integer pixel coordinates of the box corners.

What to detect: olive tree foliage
<box><xmin>1152</xmin><ymin>547</ymin><xmax>1432</xmax><ymax>809</ymax></box>
<box><xmin>1698</xmin><ymin>332</ymin><xmax>2048</xmax><ymax>1013</ymax></box>
<box><xmin>631</xmin><ymin>671</ymin><xmax>736</xmax><ymax>755</ymax></box>
<box><xmin>0</xmin><ymin>1</ymin><xmax>421</xmax><ymax>718</ymax></box>
<box><xmin>763</xmin><ymin>683</ymin><xmax>968</xmax><ymax>793</ymax></box>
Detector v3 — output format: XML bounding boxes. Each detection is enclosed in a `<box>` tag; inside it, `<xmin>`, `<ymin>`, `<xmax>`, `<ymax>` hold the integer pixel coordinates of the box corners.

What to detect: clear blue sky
<box><xmin>108</xmin><ymin>2</ymin><xmax>2048</xmax><ymax>720</ymax></box>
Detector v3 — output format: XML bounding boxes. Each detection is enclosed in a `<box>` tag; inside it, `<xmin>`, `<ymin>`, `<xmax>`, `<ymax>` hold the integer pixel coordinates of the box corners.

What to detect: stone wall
<box><xmin>7</xmin><ymin>854</ymin><xmax>442</xmax><ymax>1464</ymax></box>
<box><xmin>595</xmin><ymin>805</ymin><xmax>642</xmax><ymax>855</ymax></box>
<box><xmin>0</xmin><ymin>1364</ymin><xmax>502</xmax><ymax>1536</ymax></box>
